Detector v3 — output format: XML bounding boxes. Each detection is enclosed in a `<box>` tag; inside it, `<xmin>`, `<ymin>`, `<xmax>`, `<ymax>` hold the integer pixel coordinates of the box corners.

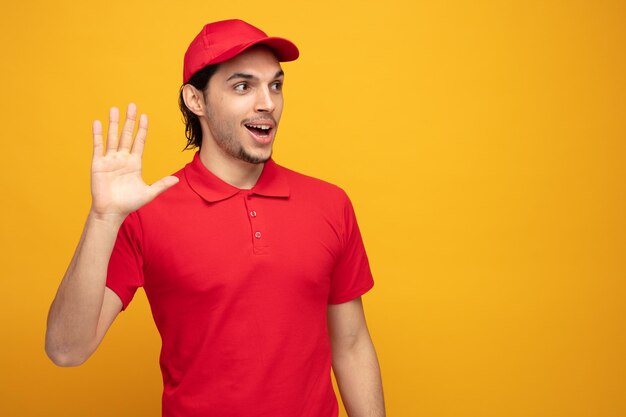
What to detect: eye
<box><xmin>271</xmin><ymin>81</ymin><xmax>283</xmax><ymax>91</ymax></box>
<box><xmin>234</xmin><ymin>83</ymin><xmax>249</xmax><ymax>92</ymax></box>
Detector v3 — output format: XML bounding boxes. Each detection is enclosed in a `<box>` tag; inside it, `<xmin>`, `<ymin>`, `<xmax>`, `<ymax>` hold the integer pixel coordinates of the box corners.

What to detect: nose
<box><xmin>255</xmin><ymin>86</ymin><xmax>276</xmax><ymax>113</ymax></box>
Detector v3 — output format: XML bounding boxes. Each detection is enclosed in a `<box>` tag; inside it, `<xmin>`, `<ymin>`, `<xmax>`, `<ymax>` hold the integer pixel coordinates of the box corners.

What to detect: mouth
<box><xmin>244</xmin><ymin>121</ymin><xmax>275</xmax><ymax>144</ymax></box>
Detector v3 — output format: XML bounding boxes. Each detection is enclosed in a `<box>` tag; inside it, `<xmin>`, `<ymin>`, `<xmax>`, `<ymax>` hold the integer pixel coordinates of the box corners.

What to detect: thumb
<box><xmin>148</xmin><ymin>175</ymin><xmax>180</xmax><ymax>198</ymax></box>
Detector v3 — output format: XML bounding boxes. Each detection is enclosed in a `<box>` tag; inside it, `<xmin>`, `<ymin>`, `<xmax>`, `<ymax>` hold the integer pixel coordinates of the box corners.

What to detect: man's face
<box><xmin>202</xmin><ymin>46</ymin><xmax>284</xmax><ymax>164</ymax></box>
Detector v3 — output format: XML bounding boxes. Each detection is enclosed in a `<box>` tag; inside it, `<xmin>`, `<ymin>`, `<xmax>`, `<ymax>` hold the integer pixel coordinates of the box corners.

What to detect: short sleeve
<box><xmin>328</xmin><ymin>192</ymin><xmax>374</xmax><ymax>304</ymax></box>
<box><xmin>106</xmin><ymin>211</ymin><xmax>145</xmax><ymax>310</ymax></box>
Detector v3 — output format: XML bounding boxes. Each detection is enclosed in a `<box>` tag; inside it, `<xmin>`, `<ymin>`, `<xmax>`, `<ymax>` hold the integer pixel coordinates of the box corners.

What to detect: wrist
<box><xmin>87</xmin><ymin>208</ymin><xmax>127</xmax><ymax>228</ymax></box>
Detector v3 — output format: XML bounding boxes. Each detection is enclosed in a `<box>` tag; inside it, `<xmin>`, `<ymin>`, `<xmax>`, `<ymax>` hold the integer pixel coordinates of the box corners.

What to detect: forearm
<box><xmin>45</xmin><ymin>211</ymin><xmax>123</xmax><ymax>365</ymax></box>
<box><xmin>332</xmin><ymin>334</ymin><xmax>385</xmax><ymax>417</ymax></box>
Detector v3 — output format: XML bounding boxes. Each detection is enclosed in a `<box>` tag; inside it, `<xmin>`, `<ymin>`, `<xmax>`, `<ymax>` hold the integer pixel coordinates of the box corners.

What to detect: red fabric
<box><xmin>107</xmin><ymin>152</ymin><xmax>374</xmax><ymax>417</ymax></box>
<box><xmin>183</xmin><ymin>19</ymin><xmax>299</xmax><ymax>83</ymax></box>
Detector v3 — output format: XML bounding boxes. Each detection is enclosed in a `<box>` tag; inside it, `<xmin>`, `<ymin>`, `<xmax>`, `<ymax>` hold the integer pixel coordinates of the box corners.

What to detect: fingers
<box><xmin>130</xmin><ymin>114</ymin><xmax>148</xmax><ymax>157</ymax></box>
<box><xmin>118</xmin><ymin>103</ymin><xmax>137</xmax><ymax>151</ymax></box>
<box><xmin>105</xmin><ymin>107</ymin><xmax>120</xmax><ymax>153</ymax></box>
<box><xmin>102</xmin><ymin>103</ymin><xmax>148</xmax><ymax>154</ymax></box>
<box><xmin>92</xmin><ymin>120</ymin><xmax>103</xmax><ymax>157</ymax></box>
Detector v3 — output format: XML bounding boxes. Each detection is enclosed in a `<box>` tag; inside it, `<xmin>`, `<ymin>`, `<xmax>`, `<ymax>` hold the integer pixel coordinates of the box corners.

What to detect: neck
<box><xmin>198</xmin><ymin>146</ymin><xmax>264</xmax><ymax>190</ymax></box>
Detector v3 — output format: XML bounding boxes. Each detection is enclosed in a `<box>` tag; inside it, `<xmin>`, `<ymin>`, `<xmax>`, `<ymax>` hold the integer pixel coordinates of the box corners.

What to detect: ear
<box><xmin>182</xmin><ymin>84</ymin><xmax>207</xmax><ymax>117</ymax></box>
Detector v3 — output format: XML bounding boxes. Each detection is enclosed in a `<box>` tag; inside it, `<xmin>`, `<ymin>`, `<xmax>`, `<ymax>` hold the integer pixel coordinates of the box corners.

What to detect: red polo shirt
<box><xmin>106</xmin><ymin>152</ymin><xmax>374</xmax><ymax>417</ymax></box>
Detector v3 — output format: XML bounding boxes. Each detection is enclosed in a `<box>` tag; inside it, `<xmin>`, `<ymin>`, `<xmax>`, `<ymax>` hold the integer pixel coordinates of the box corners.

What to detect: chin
<box><xmin>238</xmin><ymin>149</ymin><xmax>272</xmax><ymax>165</ymax></box>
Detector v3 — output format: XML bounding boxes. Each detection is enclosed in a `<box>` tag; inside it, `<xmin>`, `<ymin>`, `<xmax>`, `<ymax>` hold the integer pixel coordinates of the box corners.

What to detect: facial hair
<box><xmin>205</xmin><ymin>106</ymin><xmax>273</xmax><ymax>165</ymax></box>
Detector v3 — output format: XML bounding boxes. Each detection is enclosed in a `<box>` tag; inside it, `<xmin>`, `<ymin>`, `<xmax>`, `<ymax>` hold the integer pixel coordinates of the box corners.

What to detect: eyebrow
<box><xmin>226</xmin><ymin>69</ymin><xmax>284</xmax><ymax>82</ymax></box>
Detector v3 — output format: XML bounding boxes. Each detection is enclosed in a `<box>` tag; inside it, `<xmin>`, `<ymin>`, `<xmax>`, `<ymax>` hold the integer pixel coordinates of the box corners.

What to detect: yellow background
<box><xmin>1</xmin><ymin>0</ymin><xmax>624</xmax><ymax>416</ymax></box>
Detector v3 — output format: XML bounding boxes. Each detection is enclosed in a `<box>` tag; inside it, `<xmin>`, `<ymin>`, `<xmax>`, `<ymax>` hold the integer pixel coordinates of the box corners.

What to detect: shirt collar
<box><xmin>184</xmin><ymin>152</ymin><xmax>290</xmax><ymax>203</ymax></box>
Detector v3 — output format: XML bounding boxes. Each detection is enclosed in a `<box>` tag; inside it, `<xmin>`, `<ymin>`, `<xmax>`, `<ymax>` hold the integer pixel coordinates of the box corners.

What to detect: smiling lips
<box><xmin>244</xmin><ymin>121</ymin><xmax>275</xmax><ymax>144</ymax></box>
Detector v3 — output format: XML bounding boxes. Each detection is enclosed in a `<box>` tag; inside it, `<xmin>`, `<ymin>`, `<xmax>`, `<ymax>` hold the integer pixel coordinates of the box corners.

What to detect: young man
<box><xmin>46</xmin><ymin>19</ymin><xmax>384</xmax><ymax>417</ymax></box>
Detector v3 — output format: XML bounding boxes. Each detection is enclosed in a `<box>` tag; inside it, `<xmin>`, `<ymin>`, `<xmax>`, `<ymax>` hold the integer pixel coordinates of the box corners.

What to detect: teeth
<box><xmin>247</xmin><ymin>124</ymin><xmax>270</xmax><ymax>130</ymax></box>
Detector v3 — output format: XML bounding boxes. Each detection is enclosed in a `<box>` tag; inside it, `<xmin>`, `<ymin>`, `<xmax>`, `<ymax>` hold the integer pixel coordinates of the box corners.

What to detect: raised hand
<box><xmin>90</xmin><ymin>103</ymin><xmax>179</xmax><ymax>221</ymax></box>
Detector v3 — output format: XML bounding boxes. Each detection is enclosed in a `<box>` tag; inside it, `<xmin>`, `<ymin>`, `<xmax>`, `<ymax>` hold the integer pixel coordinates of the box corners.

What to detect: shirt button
<box><xmin>250</xmin><ymin>210</ymin><xmax>257</xmax><ymax>217</ymax></box>
<box><xmin>254</xmin><ymin>231</ymin><xmax>262</xmax><ymax>239</ymax></box>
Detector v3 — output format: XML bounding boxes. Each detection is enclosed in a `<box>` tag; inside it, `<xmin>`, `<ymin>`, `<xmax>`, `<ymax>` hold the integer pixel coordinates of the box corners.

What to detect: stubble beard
<box><xmin>206</xmin><ymin>113</ymin><xmax>272</xmax><ymax>165</ymax></box>
<box><xmin>209</xmin><ymin>123</ymin><xmax>272</xmax><ymax>165</ymax></box>
<box><xmin>236</xmin><ymin>147</ymin><xmax>270</xmax><ymax>164</ymax></box>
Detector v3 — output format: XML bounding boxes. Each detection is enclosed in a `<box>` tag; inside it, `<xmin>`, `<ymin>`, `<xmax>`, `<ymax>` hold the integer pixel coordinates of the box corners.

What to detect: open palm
<box><xmin>90</xmin><ymin>104</ymin><xmax>178</xmax><ymax>220</ymax></box>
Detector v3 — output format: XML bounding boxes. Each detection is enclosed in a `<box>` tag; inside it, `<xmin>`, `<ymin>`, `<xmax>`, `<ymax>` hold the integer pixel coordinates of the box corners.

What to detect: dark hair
<box><xmin>178</xmin><ymin>64</ymin><xmax>219</xmax><ymax>150</ymax></box>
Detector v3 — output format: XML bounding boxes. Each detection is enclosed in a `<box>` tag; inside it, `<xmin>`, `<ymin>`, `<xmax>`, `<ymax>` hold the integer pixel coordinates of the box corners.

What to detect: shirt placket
<box><xmin>244</xmin><ymin>193</ymin><xmax>269</xmax><ymax>255</ymax></box>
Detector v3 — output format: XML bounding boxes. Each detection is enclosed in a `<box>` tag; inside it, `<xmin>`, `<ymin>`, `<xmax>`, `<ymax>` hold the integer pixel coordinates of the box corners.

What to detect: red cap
<box><xmin>183</xmin><ymin>19</ymin><xmax>299</xmax><ymax>83</ymax></box>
